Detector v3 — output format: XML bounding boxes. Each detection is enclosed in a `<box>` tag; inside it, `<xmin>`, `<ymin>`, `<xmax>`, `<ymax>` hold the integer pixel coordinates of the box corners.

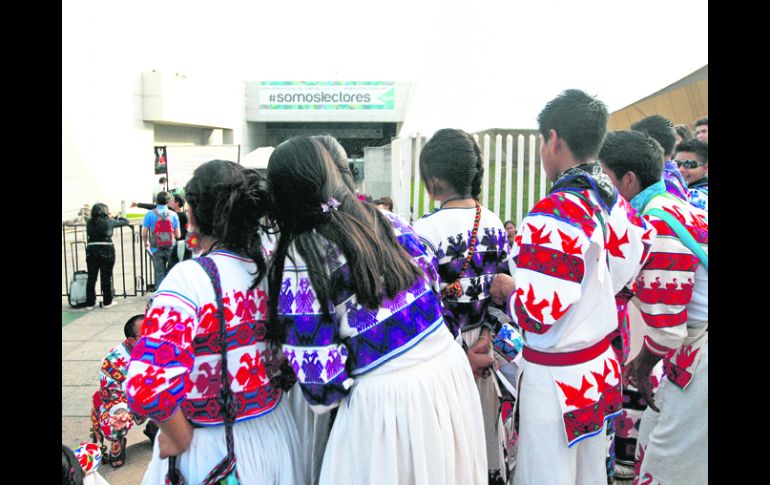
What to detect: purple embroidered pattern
<box><xmin>279</xmin><ymin>279</ymin><xmax>295</xmax><ymax>314</ymax></box>
<box><xmin>346</xmin><ymin>301</ymin><xmax>379</xmax><ymax>333</ymax></box>
<box><xmin>325</xmin><ymin>348</ymin><xmax>346</xmax><ymax>378</ymax></box>
<box><xmin>383</xmin><ymin>291</ymin><xmax>407</xmax><ymax>313</ymax></box>
<box><xmin>296</xmin><ymin>278</ymin><xmax>316</xmax><ymax>314</ymax></box>
<box><xmin>302</xmin><ymin>351</ymin><xmax>324</xmax><ymax>384</ymax></box>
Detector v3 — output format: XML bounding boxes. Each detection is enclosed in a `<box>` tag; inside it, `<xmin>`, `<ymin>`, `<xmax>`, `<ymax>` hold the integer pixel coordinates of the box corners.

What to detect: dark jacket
<box><xmin>86</xmin><ymin>217</ymin><xmax>130</xmax><ymax>244</ymax></box>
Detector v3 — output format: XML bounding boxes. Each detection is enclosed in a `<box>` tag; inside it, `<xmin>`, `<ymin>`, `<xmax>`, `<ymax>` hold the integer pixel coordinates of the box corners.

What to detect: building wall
<box><xmin>362</xmin><ymin>146</ymin><xmax>392</xmax><ymax>203</ymax></box>
<box><xmin>608</xmin><ymin>78</ymin><xmax>708</xmax><ymax>131</ymax></box>
<box><xmin>62</xmin><ymin>69</ymin><xmax>156</xmax><ymax>221</ymax></box>
<box><xmin>62</xmin><ymin>70</ymin><xmax>245</xmax><ymax>222</ymax></box>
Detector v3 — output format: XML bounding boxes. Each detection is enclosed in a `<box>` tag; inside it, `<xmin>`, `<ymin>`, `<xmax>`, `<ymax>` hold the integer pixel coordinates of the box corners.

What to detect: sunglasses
<box><xmin>675</xmin><ymin>159</ymin><xmax>705</xmax><ymax>169</ymax></box>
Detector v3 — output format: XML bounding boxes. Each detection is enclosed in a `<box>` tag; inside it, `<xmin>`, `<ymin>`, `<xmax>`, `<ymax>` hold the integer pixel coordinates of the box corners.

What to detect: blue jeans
<box><xmin>151</xmin><ymin>247</ymin><xmax>173</xmax><ymax>289</ymax></box>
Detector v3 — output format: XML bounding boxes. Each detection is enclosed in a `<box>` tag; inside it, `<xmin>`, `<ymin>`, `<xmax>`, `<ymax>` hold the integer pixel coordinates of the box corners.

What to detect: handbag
<box><xmin>165</xmin><ymin>256</ymin><xmax>240</xmax><ymax>485</ymax></box>
<box><xmin>441</xmin><ymin>201</ymin><xmax>482</xmax><ymax>299</ymax></box>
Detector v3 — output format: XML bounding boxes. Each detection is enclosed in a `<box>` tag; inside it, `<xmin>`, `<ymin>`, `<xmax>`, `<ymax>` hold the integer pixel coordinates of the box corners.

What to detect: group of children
<box><xmin>72</xmin><ymin>89</ymin><xmax>707</xmax><ymax>485</ymax></box>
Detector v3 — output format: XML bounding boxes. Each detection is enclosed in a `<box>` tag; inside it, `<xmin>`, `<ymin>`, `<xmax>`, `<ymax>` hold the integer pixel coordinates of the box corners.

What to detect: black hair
<box><xmin>694</xmin><ymin>116</ymin><xmax>708</xmax><ymax>127</ymax></box>
<box><xmin>419</xmin><ymin>128</ymin><xmax>483</xmax><ymax>199</ymax></box>
<box><xmin>599</xmin><ymin>131</ymin><xmax>664</xmax><ymax>190</ymax></box>
<box><xmin>62</xmin><ymin>445</ymin><xmax>84</xmax><ymax>485</ymax></box>
<box><xmin>537</xmin><ymin>89</ymin><xmax>609</xmax><ymax>162</ymax></box>
<box><xmin>90</xmin><ymin>203</ymin><xmax>109</xmax><ymax>222</ymax></box>
<box><xmin>156</xmin><ymin>191</ymin><xmax>169</xmax><ymax>205</ymax></box>
<box><xmin>185</xmin><ymin>160</ymin><xmax>270</xmax><ymax>287</ymax></box>
<box><xmin>159</xmin><ymin>177</ymin><xmax>167</xmax><ymax>183</ymax></box>
<box><xmin>630</xmin><ymin>115</ymin><xmax>676</xmax><ymax>158</ymax></box>
<box><xmin>674</xmin><ymin>124</ymin><xmax>692</xmax><ymax>141</ymax></box>
<box><xmin>172</xmin><ymin>194</ymin><xmax>185</xmax><ymax>208</ymax></box>
<box><xmin>124</xmin><ymin>314</ymin><xmax>145</xmax><ymax>339</ymax></box>
<box><xmin>504</xmin><ymin>220</ymin><xmax>515</xmax><ymax>228</ymax></box>
<box><xmin>673</xmin><ymin>138</ymin><xmax>708</xmax><ymax>164</ymax></box>
<box><xmin>311</xmin><ymin>134</ymin><xmax>356</xmax><ymax>193</ymax></box>
<box><xmin>266</xmin><ymin>136</ymin><xmax>424</xmax><ymax>342</ymax></box>
<box><xmin>374</xmin><ymin>196</ymin><xmax>394</xmax><ymax>211</ymax></box>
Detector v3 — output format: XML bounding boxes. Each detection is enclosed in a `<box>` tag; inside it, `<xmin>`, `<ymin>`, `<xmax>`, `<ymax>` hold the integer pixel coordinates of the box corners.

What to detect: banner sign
<box><xmin>259</xmin><ymin>81</ymin><xmax>394</xmax><ymax>110</ymax></box>
<box><xmin>154</xmin><ymin>145</ymin><xmax>167</xmax><ymax>175</ymax></box>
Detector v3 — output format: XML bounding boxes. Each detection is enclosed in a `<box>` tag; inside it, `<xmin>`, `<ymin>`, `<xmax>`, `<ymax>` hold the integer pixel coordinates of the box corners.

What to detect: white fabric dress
<box><xmin>319</xmin><ymin>328</ymin><xmax>487</xmax><ymax>485</ymax></box>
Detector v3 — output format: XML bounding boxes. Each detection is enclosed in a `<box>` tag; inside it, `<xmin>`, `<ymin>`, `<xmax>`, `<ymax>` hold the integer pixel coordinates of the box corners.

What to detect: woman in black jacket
<box><xmin>85</xmin><ymin>203</ymin><xmax>129</xmax><ymax>308</ymax></box>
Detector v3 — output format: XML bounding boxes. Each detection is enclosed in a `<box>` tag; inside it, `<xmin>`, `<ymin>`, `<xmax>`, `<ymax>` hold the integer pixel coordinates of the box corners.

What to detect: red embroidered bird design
<box><xmin>555</xmin><ymin>375</ymin><xmax>596</xmax><ymax>408</ymax></box>
<box><xmin>662</xmin><ymin>205</ymin><xmax>687</xmax><ymax>223</ymax></box>
<box><xmin>690</xmin><ymin>212</ymin><xmax>708</xmax><ymax>230</ymax></box>
<box><xmin>608</xmin><ymin>358</ymin><xmax>620</xmax><ymax>380</ymax></box>
<box><xmin>591</xmin><ymin>361</ymin><xmax>613</xmax><ymax>393</ymax></box>
<box><xmin>675</xmin><ymin>345</ymin><xmax>700</xmax><ymax>369</ymax></box>
<box><xmin>523</xmin><ymin>284</ymin><xmax>550</xmax><ymax>322</ymax></box>
<box><xmin>550</xmin><ymin>291</ymin><xmax>569</xmax><ymax>320</ymax></box>
<box><xmin>527</xmin><ymin>223</ymin><xmax>552</xmax><ymax>245</ymax></box>
<box><xmin>558</xmin><ymin>229</ymin><xmax>583</xmax><ymax>255</ymax></box>
<box><xmin>606</xmin><ymin>225</ymin><xmax>630</xmax><ymax>258</ymax></box>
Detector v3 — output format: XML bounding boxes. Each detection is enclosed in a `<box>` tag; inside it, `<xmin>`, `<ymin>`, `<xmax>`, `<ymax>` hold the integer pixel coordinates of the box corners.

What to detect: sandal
<box><xmin>108</xmin><ymin>437</ymin><xmax>127</xmax><ymax>468</ymax></box>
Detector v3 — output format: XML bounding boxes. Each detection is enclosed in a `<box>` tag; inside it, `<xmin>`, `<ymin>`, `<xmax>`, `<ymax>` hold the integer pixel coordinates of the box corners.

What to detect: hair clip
<box><xmin>321</xmin><ymin>197</ymin><xmax>341</xmax><ymax>213</ymax></box>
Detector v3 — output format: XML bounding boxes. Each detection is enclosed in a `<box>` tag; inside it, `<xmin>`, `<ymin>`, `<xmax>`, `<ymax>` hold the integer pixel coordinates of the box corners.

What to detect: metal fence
<box><xmin>61</xmin><ymin>222</ymin><xmax>156</xmax><ymax>299</ymax></box>
<box><xmin>390</xmin><ymin>133</ymin><xmax>551</xmax><ymax>224</ymax></box>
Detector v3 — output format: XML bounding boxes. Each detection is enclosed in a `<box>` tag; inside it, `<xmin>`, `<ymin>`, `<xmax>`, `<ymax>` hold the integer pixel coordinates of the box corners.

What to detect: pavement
<box><xmin>62</xmin><ymin>295</ymin><xmax>154</xmax><ymax>485</ymax></box>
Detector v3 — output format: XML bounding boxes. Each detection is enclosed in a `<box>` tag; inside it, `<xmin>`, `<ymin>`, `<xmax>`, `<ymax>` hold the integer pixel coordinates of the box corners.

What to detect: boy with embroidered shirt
<box><xmin>598</xmin><ymin>130</ymin><xmax>708</xmax><ymax>484</ymax></box>
<box><xmin>489</xmin><ymin>89</ymin><xmax>653</xmax><ymax>485</ymax></box>
<box><xmin>90</xmin><ymin>314</ymin><xmax>156</xmax><ymax>468</ymax></box>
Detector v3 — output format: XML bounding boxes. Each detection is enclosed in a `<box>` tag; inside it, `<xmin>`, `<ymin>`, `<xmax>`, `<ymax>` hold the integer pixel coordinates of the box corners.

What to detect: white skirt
<box><xmin>140</xmin><ymin>395</ymin><xmax>302</xmax><ymax>485</ymax></box>
<box><xmin>319</xmin><ymin>327</ymin><xmax>488</xmax><ymax>485</ymax></box>
<box><xmin>286</xmin><ymin>384</ymin><xmax>331</xmax><ymax>485</ymax></box>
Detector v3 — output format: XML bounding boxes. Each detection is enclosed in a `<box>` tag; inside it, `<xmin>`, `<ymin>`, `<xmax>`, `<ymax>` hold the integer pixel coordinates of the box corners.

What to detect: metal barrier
<box><xmin>61</xmin><ymin>222</ymin><xmax>156</xmax><ymax>299</ymax></box>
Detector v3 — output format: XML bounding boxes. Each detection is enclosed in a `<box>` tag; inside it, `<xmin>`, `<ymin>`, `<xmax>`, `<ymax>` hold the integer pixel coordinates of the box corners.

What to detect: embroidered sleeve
<box><xmin>636</xmin><ymin>213</ymin><xmax>703</xmax><ymax>356</ymax></box>
<box><xmin>126</xmin><ymin>269</ymin><xmax>197</xmax><ymax>422</ymax></box>
<box><xmin>281</xmin><ymin>270</ymin><xmax>352</xmax><ymax>413</ymax></box>
<box><xmin>507</xmin><ymin>193</ymin><xmax>595</xmax><ymax>334</ymax></box>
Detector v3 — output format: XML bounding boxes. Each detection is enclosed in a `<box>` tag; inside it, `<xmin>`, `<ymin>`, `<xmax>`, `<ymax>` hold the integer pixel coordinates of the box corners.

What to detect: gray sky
<box><xmin>63</xmin><ymin>0</ymin><xmax>708</xmax><ymax>135</ymax></box>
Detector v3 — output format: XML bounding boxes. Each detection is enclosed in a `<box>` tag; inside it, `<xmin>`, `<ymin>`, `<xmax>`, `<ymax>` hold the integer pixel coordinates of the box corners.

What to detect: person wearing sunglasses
<box><xmin>673</xmin><ymin>139</ymin><xmax>708</xmax><ymax>211</ymax></box>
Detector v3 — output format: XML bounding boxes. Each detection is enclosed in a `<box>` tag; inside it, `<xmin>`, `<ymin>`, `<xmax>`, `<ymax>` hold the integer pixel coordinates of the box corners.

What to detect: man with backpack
<box><xmin>142</xmin><ymin>191</ymin><xmax>180</xmax><ymax>290</ymax></box>
<box><xmin>598</xmin><ymin>130</ymin><xmax>708</xmax><ymax>484</ymax></box>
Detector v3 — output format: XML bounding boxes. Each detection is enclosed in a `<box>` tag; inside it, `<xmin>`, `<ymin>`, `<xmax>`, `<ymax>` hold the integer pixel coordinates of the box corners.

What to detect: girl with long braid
<box><xmin>413</xmin><ymin>128</ymin><xmax>514</xmax><ymax>484</ymax></box>
<box><xmin>266</xmin><ymin>136</ymin><xmax>487</xmax><ymax>485</ymax></box>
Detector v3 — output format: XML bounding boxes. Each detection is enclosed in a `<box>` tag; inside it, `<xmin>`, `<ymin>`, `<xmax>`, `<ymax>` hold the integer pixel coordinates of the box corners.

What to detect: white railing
<box><xmin>390</xmin><ymin>133</ymin><xmax>549</xmax><ymax>224</ymax></box>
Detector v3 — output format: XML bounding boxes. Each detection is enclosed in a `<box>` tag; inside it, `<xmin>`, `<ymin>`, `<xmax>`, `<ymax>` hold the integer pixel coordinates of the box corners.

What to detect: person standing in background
<box><xmin>141</xmin><ymin>191</ymin><xmax>180</xmax><ymax>289</ymax></box>
<box><xmin>85</xmin><ymin>203</ymin><xmax>130</xmax><ymax>309</ymax></box>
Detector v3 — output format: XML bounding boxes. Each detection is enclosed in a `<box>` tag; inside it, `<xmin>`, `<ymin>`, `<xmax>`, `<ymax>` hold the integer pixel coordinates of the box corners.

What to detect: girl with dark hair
<box><xmin>266</xmin><ymin>137</ymin><xmax>487</xmax><ymax>485</ymax></box>
<box><xmin>413</xmin><ymin>128</ymin><xmax>513</xmax><ymax>484</ymax></box>
<box><xmin>85</xmin><ymin>203</ymin><xmax>129</xmax><ymax>309</ymax></box>
<box><xmin>126</xmin><ymin>160</ymin><xmax>302</xmax><ymax>484</ymax></box>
